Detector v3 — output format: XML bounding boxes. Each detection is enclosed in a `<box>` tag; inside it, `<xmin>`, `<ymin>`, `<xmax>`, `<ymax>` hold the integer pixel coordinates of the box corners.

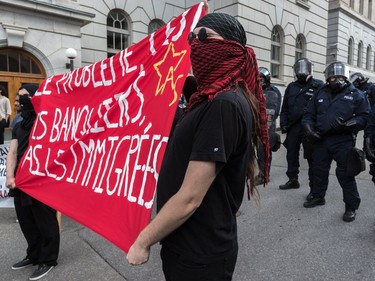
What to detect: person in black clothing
<box><xmin>350</xmin><ymin>72</ymin><xmax>375</xmax><ymax>112</ymax></box>
<box><xmin>127</xmin><ymin>12</ymin><xmax>268</xmax><ymax>280</ymax></box>
<box><xmin>302</xmin><ymin>62</ymin><xmax>369</xmax><ymax>222</ymax></box>
<box><xmin>7</xmin><ymin>84</ymin><xmax>60</xmax><ymax>281</ymax></box>
<box><xmin>255</xmin><ymin>67</ymin><xmax>282</xmax><ymax>185</ymax></box>
<box><xmin>279</xmin><ymin>58</ymin><xmax>324</xmax><ymax>200</ymax></box>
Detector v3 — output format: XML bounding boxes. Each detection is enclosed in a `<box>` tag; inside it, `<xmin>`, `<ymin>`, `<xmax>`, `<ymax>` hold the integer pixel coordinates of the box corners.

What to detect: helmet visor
<box><xmin>294</xmin><ymin>60</ymin><xmax>312</xmax><ymax>75</ymax></box>
<box><xmin>324</xmin><ymin>62</ymin><xmax>349</xmax><ymax>80</ymax></box>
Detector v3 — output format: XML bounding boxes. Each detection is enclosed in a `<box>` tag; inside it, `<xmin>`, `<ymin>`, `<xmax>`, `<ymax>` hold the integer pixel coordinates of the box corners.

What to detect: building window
<box><xmin>358</xmin><ymin>41</ymin><xmax>363</xmax><ymax>68</ymax></box>
<box><xmin>107</xmin><ymin>9</ymin><xmax>130</xmax><ymax>57</ymax></box>
<box><xmin>0</xmin><ymin>48</ymin><xmax>43</xmax><ymax>74</ymax></box>
<box><xmin>366</xmin><ymin>45</ymin><xmax>372</xmax><ymax>70</ymax></box>
<box><xmin>148</xmin><ymin>19</ymin><xmax>165</xmax><ymax>34</ymax></box>
<box><xmin>370</xmin><ymin>0</ymin><xmax>373</xmax><ymax>19</ymax></box>
<box><xmin>360</xmin><ymin>0</ymin><xmax>364</xmax><ymax>14</ymax></box>
<box><xmin>295</xmin><ymin>34</ymin><xmax>305</xmax><ymax>60</ymax></box>
<box><xmin>348</xmin><ymin>37</ymin><xmax>354</xmax><ymax>65</ymax></box>
<box><xmin>271</xmin><ymin>26</ymin><xmax>283</xmax><ymax>79</ymax></box>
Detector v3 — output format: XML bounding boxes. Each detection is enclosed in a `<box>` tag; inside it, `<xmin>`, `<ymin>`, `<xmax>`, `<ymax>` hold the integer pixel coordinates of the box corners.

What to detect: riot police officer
<box><xmin>350</xmin><ymin>72</ymin><xmax>375</xmax><ymax>112</ymax></box>
<box><xmin>302</xmin><ymin>61</ymin><xmax>369</xmax><ymax>222</ymax></box>
<box><xmin>256</xmin><ymin>67</ymin><xmax>282</xmax><ymax>185</ymax></box>
<box><xmin>279</xmin><ymin>58</ymin><xmax>324</xmax><ymax>198</ymax></box>
<box><xmin>364</xmin><ymin>110</ymin><xmax>375</xmax><ymax>183</ymax></box>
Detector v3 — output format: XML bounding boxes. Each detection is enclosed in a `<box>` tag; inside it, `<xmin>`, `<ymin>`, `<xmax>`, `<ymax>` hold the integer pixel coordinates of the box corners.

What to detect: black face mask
<box><xmin>296</xmin><ymin>74</ymin><xmax>308</xmax><ymax>84</ymax></box>
<box><xmin>19</xmin><ymin>95</ymin><xmax>34</xmax><ymax>112</ymax></box>
<box><xmin>329</xmin><ymin>78</ymin><xmax>346</xmax><ymax>93</ymax></box>
<box><xmin>260</xmin><ymin>79</ymin><xmax>267</xmax><ymax>90</ymax></box>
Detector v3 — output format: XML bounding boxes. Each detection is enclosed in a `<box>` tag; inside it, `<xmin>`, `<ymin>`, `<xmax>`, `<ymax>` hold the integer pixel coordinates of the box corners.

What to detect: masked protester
<box><xmin>302</xmin><ymin>61</ymin><xmax>370</xmax><ymax>222</ymax></box>
<box><xmin>255</xmin><ymin>67</ymin><xmax>282</xmax><ymax>185</ymax></box>
<box><xmin>127</xmin><ymin>12</ymin><xmax>269</xmax><ymax>280</ymax></box>
<box><xmin>279</xmin><ymin>58</ymin><xmax>324</xmax><ymax>200</ymax></box>
<box><xmin>7</xmin><ymin>84</ymin><xmax>60</xmax><ymax>280</ymax></box>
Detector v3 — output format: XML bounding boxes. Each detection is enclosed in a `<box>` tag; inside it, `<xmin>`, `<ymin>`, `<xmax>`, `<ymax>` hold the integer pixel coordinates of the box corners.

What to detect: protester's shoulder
<box><xmin>212</xmin><ymin>88</ymin><xmax>250</xmax><ymax>113</ymax></box>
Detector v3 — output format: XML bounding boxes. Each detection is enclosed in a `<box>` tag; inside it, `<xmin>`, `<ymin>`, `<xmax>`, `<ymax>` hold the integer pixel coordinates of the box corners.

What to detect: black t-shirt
<box><xmin>157</xmin><ymin>89</ymin><xmax>252</xmax><ymax>263</ymax></box>
<box><xmin>9</xmin><ymin>121</ymin><xmax>32</xmax><ymax>198</ymax></box>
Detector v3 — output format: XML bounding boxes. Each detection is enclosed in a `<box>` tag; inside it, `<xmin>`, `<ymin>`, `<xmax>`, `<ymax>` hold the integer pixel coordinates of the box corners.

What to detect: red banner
<box><xmin>16</xmin><ymin>3</ymin><xmax>206</xmax><ymax>252</ymax></box>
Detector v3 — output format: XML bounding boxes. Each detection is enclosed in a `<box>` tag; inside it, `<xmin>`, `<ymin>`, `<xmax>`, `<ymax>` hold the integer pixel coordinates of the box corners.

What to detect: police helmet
<box><xmin>293</xmin><ymin>58</ymin><xmax>312</xmax><ymax>75</ymax></box>
<box><xmin>293</xmin><ymin>58</ymin><xmax>312</xmax><ymax>82</ymax></box>
<box><xmin>259</xmin><ymin>67</ymin><xmax>271</xmax><ymax>84</ymax></box>
<box><xmin>349</xmin><ymin>72</ymin><xmax>369</xmax><ymax>87</ymax></box>
<box><xmin>324</xmin><ymin>61</ymin><xmax>349</xmax><ymax>81</ymax></box>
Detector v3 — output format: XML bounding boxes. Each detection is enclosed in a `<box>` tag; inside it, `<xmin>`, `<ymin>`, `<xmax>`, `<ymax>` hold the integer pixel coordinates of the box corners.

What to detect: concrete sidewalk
<box><xmin>1</xmin><ymin>131</ymin><xmax>375</xmax><ymax>281</ymax></box>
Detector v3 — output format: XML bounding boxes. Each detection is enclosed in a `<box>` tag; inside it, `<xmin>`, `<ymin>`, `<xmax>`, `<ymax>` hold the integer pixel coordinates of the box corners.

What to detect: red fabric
<box><xmin>189</xmin><ymin>39</ymin><xmax>270</xmax><ymax>182</ymax></box>
<box><xmin>15</xmin><ymin>3</ymin><xmax>207</xmax><ymax>253</ymax></box>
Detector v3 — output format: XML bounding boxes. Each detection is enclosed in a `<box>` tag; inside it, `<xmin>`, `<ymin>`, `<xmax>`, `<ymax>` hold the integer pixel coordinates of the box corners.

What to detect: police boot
<box><xmin>279</xmin><ymin>178</ymin><xmax>300</xmax><ymax>190</ymax></box>
<box><xmin>306</xmin><ymin>182</ymin><xmax>314</xmax><ymax>201</ymax></box>
<box><xmin>343</xmin><ymin>205</ymin><xmax>356</xmax><ymax>222</ymax></box>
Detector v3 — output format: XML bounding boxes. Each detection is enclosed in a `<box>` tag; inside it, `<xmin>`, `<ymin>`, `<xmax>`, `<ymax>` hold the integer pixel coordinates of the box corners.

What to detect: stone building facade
<box><xmin>0</xmin><ymin>0</ymin><xmax>374</xmax><ymax>121</ymax></box>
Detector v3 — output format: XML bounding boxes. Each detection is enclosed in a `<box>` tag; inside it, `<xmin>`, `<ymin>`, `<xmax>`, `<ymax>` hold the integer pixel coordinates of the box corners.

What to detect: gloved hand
<box><xmin>281</xmin><ymin>126</ymin><xmax>288</xmax><ymax>134</ymax></box>
<box><xmin>364</xmin><ymin>137</ymin><xmax>375</xmax><ymax>162</ymax></box>
<box><xmin>330</xmin><ymin>117</ymin><xmax>345</xmax><ymax>131</ymax></box>
<box><xmin>303</xmin><ymin>123</ymin><xmax>321</xmax><ymax>143</ymax></box>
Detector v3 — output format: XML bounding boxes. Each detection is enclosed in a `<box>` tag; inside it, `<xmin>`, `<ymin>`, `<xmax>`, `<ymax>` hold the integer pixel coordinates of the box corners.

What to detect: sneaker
<box><xmin>279</xmin><ymin>178</ymin><xmax>300</xmax><ymax>190</ymax></box>
<box><xmin>343</xmin><ymin>206</ymin><xmax>356</xmax><ymax>222</ymax></box>
<box><xmin>29</xmin><ymin>264</ymin><xmax>54</xmax><ymax>280</ymax></box>
<box><xmin>303</xmin><ymin>197</ymin><xmax>326</xmax><ymax>208</ymax></box>
<box><xmin>12</xmin><ymin>257</ymin><xmax>33</xmax><ymax>270</ymax></box>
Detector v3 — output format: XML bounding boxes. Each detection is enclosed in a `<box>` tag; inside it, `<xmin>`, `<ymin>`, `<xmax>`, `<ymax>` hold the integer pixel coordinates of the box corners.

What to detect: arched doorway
<box><xmin>0</xmin><ymin>48</ymin><xmax>46</xmax><ymax>122</ymax></box>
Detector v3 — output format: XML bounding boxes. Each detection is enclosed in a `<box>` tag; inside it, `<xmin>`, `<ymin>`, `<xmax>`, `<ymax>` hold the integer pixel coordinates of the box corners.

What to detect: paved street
<box><xmin>1</xmin><ymin>130</ymin><xmax>375</xmax><ymax>281</ymax></box>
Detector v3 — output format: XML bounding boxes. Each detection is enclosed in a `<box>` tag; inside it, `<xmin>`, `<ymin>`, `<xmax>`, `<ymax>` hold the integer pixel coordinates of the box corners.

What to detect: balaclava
<box><xmin>19</xmin><ymin>84</ymin><xmax>38</xmax><ymax>130</ymax></box>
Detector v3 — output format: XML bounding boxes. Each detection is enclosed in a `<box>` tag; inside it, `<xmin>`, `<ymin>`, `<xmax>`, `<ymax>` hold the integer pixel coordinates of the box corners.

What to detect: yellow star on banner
<box><xmin>153</xmin><ymin>42</ymin><xmax>187</xmax><ymax>106</ymax></box>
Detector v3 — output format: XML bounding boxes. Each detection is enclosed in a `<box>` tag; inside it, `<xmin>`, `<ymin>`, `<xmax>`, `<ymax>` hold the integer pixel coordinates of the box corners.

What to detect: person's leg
<box><xmin>304</xmin><ymin>140</ymin><xmax>331</xmax><ymax>208</ymax></box>
<box><xmin>14</xmin><ymin>196</ymin><xmax>40</xmax><ymax>264</ymax></box>
<box><xmin>280</xmin><ymin>125</ymin><xmax>302</xmax><ymax>189</ymax></box>
<box><xmin>285</xmin><ymin>127</ymin><xmax>302</xmax><ymax>180</ymax></box>
<box><xmin>31</xmin><ymin>198</ymin><xmax>60</xmax><ymax>266</ymax></box>
<box><xmin>333</xmin><ymin>140</ymin><xmax>360</xmax><ymax>222</ymax></box>
<box><xmin>0</xmin><ymin>119</ymin><xmax>5</xmax><ymax>144</ymax></box>
<box><xmin>161</xmin><ymin>246</ymin><xmax>238</xmax><ymax>281</ymax></box>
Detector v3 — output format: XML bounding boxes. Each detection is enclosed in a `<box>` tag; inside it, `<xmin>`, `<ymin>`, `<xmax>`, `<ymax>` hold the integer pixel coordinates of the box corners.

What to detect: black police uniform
<box><xmin>280</xmin><ymin>77</ymin><xmax>324</xmax><ymax>183</ymax></box>
<box><xmin>302</xmin><ymin>83</ymin><xmax>369</xmax><ymax>210</ymax></box>
<box><xmin>364</xmin><ymin>109</ymin><xmax>375</xmax><ymax>182</ymax></box>
<box><xmin>257</xmin><ymin>84</ymin><xmax>282</xmax><ymax>174</ymax></box>
<box><xmin>358</xmin><ymin>81</ymin><xmax>375</xmax><ymax>112</ymax></box>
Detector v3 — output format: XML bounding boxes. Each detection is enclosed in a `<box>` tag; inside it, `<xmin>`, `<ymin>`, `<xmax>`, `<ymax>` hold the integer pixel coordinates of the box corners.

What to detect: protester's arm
<box><xmin>5</xmin><ymin>99</ymin><xmax>11</xmax><ymax>122</ymax></box>
<box><xmin>6</xmin><ymin>139</ymin><xmax>18</xmax><ymax>189</ymax></box>
<box><xmin>126</xmin><ymin>160</ymin><xmax>216</xmax><ymax>265</ymax></box>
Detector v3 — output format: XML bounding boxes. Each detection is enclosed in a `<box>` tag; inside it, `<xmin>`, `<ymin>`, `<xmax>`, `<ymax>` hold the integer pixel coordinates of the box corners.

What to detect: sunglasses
<box><xmin>187</xmin><ymin>28</ymin><xmax>221</xmax><ymax>45</ymax></box>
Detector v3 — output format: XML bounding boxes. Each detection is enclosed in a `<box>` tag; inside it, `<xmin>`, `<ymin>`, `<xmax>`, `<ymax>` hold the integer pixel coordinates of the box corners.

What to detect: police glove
<box><xmin>303</xmin><ymin>123</ymin><xmax>321</xmax><ymax>143</ymax></box>
<box><xmin>281</xmin><ymin>126</ymin><xmax>288</xmax><ymax>134</ymax></box>
<box><xmin>330</xmin><ymin>117</ymin><xmax>345</xmax><ymax>132</ymax></box>
<box><xmin>364</xmin><ymin>137</ymin><xmax>375</xmax><ymax>162</ymax></box>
